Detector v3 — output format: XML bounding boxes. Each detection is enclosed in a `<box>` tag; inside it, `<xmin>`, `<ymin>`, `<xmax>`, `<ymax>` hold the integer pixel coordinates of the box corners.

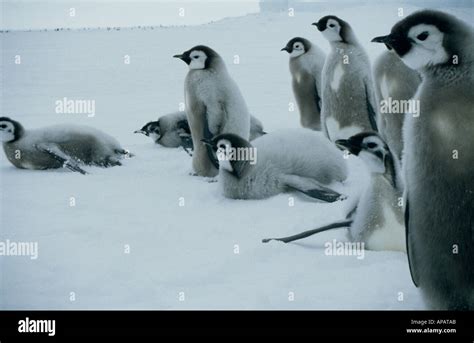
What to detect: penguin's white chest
<box><xmin>366</xmin><ymin>202</ymin><xmax>405</xmax><ymax>252</ymax></box>
<box><xmin>380</xmin><ymin>74</ymin><xmax>391</xmax><ymax>100</ymax></box>
<box><xmin>330</xmin><ymin>63</ymin><xmax>344</xmax><ymax>92</ymax></box>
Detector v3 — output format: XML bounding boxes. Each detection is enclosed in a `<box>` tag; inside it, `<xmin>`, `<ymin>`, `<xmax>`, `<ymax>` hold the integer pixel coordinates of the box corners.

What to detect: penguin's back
<box><xmin>252</xmin><ymin>128</ymin><xmax>348</xmax><ymax>184</ymax></box>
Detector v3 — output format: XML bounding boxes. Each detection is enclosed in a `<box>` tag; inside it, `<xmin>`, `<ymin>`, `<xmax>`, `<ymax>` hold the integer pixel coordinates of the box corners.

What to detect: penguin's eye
<box><xmin>416</xmin><ymin>32</ymin><xmax>429</xmax><ymax>41</ymax></box>
<box><xmin>329</xmin><ymin>24</ymin><xmax>335</xmax><ymax>28</ymax></box>
<box><xmin>0</xmin><ymin>124</ymin><xmax>6</xmax><ymax>129</ymax></box>
<box><xmin>366</xmin><ymin>142</ymin><xmax>377</xmax><ymax>149</ymax></box>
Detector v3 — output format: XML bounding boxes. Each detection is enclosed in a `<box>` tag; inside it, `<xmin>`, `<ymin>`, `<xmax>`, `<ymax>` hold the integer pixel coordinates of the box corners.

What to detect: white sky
<box><xmin>0</xmin><ymin>0</ymin><xmax>261</xmax><ymax>30</ymax></box>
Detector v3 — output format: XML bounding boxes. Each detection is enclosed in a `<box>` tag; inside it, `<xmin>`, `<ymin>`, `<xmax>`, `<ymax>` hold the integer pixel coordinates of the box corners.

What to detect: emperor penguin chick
<box><xmin>372</xmin><ymin>50</ymin><xmax>421</xmax><ymax>160</ymax></box>
<box><xmin>263</xmin><ymin>132</ymin><xmax>406</xmax><ymax>252</ymax></box>
<box><xmin>135</xmin><ymin>112</ymin><xmax>264</xmax><ymax>150</ymax></box>
<box><xmin>174</xmin><ymin>45</ymin><xmax>251</xmax><ymax>177</ymax></box>
<box><xmin>313</xmin><ymin>16</ymin><xmax>378</xmax><ymax>141</ymax></box>
<box><xmin>372</xmin><ymin>10</ymin><xmax>474</xmax><ymax>310</ymax></box>
<box><xmin>134</xmin><ymin>111</ymin><xmax>193</xmax><ymax>149</ymax></box>
<box><xmin>282</xmin><ymin>37</ymin><xmax>326</xmax><ymax>130</ymax></box>
<box><xmin>202</xmin><ymin>128</ymin><xmax>348</xmax><ymax>202</ymax></box>
<box><xmin>0</xmin><ymin>117</ymin><xmax>130</xmax><ymax>174</ymax></box>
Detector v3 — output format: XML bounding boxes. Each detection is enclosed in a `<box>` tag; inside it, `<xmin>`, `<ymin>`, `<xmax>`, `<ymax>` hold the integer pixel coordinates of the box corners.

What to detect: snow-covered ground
<box><xmin>1</xmin><ymin>4</ymin><xmax>471</xmax><ymax>309</ymax></box>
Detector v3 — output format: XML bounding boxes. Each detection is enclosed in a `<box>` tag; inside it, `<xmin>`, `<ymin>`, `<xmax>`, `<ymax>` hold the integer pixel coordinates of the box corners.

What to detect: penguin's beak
<box><xmin>173</xmin><ymin>54</ymin><xmax>184</xmax><ymax>59</ymax></box>
<box><xmin>281</xmin><ymin>46</ymin><xmax>290</xmax><ymax>52</ymax></box>
<box><xmin>372</xmin><ymin>34</ymin><xmax>398</xmax><ymax>51</ymax></box>
<box><xmin>335</xmin><ymin>138</ymin><xmax>361</xmax><ymax>155</ymax></box>
<box><xmin>371</xmin><ymin>34</ymin><xmax>396</xmax><ymax>46</ymax></box>
<box><xmin>134</xmin><ymin>129</ymin><xmax>148</xmax><ymax>136</ymax></box>
<box><xmin>312</xmin><ymin>21</ymin><xmax>325</xmax><ymax>32</ymax></box>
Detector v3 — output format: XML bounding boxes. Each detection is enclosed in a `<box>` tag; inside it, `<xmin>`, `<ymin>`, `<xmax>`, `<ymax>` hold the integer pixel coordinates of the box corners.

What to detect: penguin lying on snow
<box><xmin>263</xmin><ymin>132</ymin><xmax>406</xmax><ymax>253</ymax></box>
<box><xmin>202</xmin><ymin>128</ymin><xmax>348</xmax><ymax>202</ymax></box>
<box><xmin>0</xmin><ymin>117</ymin><xmax>131</xmax><ymax>174</ymax></box>
<box><xmin>373</xmin><ymin>10</ymin><xmax>474</xmax><ymax>310</ymax></box>
<box><xmin>135</xmin><ymin>111</ymin><xmax>265</xmax><ymax>149</ymax></box>
<box><xmin>134</xmin><ymin>111</ymin><xmax>193</xmax><ymax>149</ymax></box>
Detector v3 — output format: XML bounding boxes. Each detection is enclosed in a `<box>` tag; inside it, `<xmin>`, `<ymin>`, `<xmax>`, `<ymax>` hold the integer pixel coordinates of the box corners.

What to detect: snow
<box><xmin>1</xmin><ymin>3</ymin><xmax>470</xmax><ymax>309</ymax></box>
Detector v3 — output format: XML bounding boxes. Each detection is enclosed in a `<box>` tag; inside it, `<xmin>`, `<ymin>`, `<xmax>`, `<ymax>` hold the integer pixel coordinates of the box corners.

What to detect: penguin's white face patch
<box><xmin>402</xmin><ymin>24</ymin><xmax>449</xmax><ymax>70</ymax></box>
<box><xmin>0</xmin><ymin>121</ymin><xmax>15</xmax><ymax>142</ymax></box>
<box><xmin>215</xmin><ymin>139</ymin><xmax>234</xmax><ymax>172</ymax></box>
<box><xmin>322</xmin><ymin>19</ymin><xmax>342</xmax><ymax>42</ymax></box>
<box><xmin>290</xmin><ymin>42</ymin><xmax>305</xmax><ymax>58</ymax></box>
<box><xmin>189</xmin><ymin>50</ymin><xmax>207</xmax><ymax>70</ymax></box>
<box><xmin>360</xmin><ymin>136</ymin><xmax>387</xmax><ymax>173</ymax></box>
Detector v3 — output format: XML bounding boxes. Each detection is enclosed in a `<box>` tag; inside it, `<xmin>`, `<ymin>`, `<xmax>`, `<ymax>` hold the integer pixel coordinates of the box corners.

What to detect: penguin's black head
<box><xmin>173</xmin><ymin>45</ymin><xmax>220</xmax><ymax>70</ymax></box>
<box><xmin>336</xmin><ymin>132</ymin><xmax>391</xmax><ymax>174</ymax></box>
<box><xmin>201</xmin><ymin>133</ymin><xmax>255</xmax><ymax>178</ymax></box>
<box><xmin>312</xmin><ymin>15</ymin><xmax>349</xmax><ymax>43</ymax></box>
<box><xmin>134</xmin><ymin>120</ymin><xmax>161</xmax><ymax>141</ymax></box>
<box><xmin>0</xmin><ymin>117</ymin><xmax>24</xmax><ymax>143</ymax></box>
<box><xmin>281</xmin><ymin>37</ymin><xmax>311</xmax><ymax>58</ymax></box>
<box><xmin>371</xmin><ymin>10</ymin><xmax>471</xmax><ymax>70</ymax></box>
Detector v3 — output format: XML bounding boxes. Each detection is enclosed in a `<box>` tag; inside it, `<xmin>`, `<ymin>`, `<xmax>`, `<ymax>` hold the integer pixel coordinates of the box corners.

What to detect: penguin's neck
<box><xmin>382</xmin><ymin>151</ymin><xmax>402</xmax><ymax>191</ymax></box>
<box><xmin>424</xmin><ymin>60</ymin><xmax>473</xmax><ymax>85</ymax></box>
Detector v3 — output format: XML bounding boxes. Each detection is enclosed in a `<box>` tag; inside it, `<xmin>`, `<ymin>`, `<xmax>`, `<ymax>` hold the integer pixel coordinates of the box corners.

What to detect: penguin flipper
<box><xmin>262</xmin><ymin>220</ymin><xmax>352</xmax><ymax>244</ymax></box>
<box><xmin>283</xmin><ymin>175</ymin><xmax>346</xmax><ymax>203</ymax></box>
<box><xmin>365</xmin><ymin>81</ymin><xmax>379</xmax><ymax>132</ymax></box>
<box><xmin>405</xmin><ymin>197</ymin><xmax>419</xmax><ymax>287</ymax></box>
<box><xmin>203</xmin><ymin>111</ymin><xmax>219</xmax><ymax>170</ymax></box>
<box><xmin>34</xmin><ymin>142</ymin><xmax>87</xmax><ymax>175</ymax></box>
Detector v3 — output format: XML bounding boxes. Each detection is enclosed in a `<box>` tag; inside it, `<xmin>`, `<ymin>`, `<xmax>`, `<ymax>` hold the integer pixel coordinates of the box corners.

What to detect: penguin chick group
<box><xmin>263</xmin><ymin>131</ymin><xmax>405</xmax><ymax>253</ymax></box>
<box><xmin>263</xmin><ymin>9</ymin><xmax>473</xmax><ymax>310</ymax></box>
<box><xmin>372</xmin><ymin>10</ymin><xmax>474</xmax><ymax>310</ymax></box>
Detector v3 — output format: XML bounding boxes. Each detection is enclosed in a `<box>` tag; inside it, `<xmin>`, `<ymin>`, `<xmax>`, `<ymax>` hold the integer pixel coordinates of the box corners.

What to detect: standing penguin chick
<box><xmin>174</xmin><ymin>45</ymin><xmax>251</xmax><ymax>177</ymax></box>
<box><xmin>0</xmin><ymin>117</ymin><xmax>130</xmax><ymax>174</ymax></box>
<box><xmin>263</xmin><ymin>132</ymin><xmax>406</xmax><ymax>252</ymax></box>
<box><xmin>134</xmin><ymin>111</ymin><xmax>193</xmax><ymax>149</ymax></box>
<box><xmin>202</xmin><ymin>129</ymin><xmax>348</xmax><ymax>202</ymax></box>
<box><xmin>282</xmin><ymin>37</ymin><xmax>326</xmax><ymax>130</ymax></box>
<box><xmin>372</xmin><ymin>10</ymin><xmax>474</xmax><ymax>310</ymax></box>
<box><xmin>313</xmin><ymin>16</ymin><xmax>378</xmax><ymax>141</ymax></box>
<box><xmin>372</xmin><ymin>50</ymin><xmax>421</xmax><ymax>160</ymax></box>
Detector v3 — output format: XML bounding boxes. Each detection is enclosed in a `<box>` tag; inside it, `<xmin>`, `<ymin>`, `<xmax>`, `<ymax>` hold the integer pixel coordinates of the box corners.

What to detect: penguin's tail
<box><xmin>262</xmin><ymin>220</ymin><xmax>352</xmax><ymax>244</ymax></box>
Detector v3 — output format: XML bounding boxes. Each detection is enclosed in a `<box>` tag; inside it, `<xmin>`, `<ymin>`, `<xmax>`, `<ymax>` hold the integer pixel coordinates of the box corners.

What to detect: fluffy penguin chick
<box><xmin>282</xmin><ymin>37</ymin><xmax>326</xmax><ymax>130</ymax></box>
<box><xmin>134</xmin><ymin>111</ymin><xmax>192</xmax><ymax>149</ymax></box>
<box><xmin>135</xmin><ymin>112</ymin><xmax>265</xmax><ymax>149</ymax></box>
<box><xmin>174</xmin><ymin>45</ymin><xmax>251</xmax><ymax>177</ymax></box>
<box><xmin>263</xmin><ymin>132</ymin><xmax>406</xmax><ymax>252</ymax></box>
<box><xmin>313</xmin><ymin>16</ymin><xmax>378</xmax><ymax>141</ymax></box>
<box><xmin>373</xmin><ymin>10</ymin><xmax>474</xmax><ymax>310</ymax></box>
<box><xmin>372</xmin><ymin>50</ymin><xmax>421</xmax><ymax>161</ymax></box>
<box><xmin>203</xmin><ymin>129</ymin><xmax>348</xmax><ymax>202</ymax></box>
<box><xmin>0</xmin><ymin>117</ymin><xmax>130</xmax><ymax>174</ymax></box>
